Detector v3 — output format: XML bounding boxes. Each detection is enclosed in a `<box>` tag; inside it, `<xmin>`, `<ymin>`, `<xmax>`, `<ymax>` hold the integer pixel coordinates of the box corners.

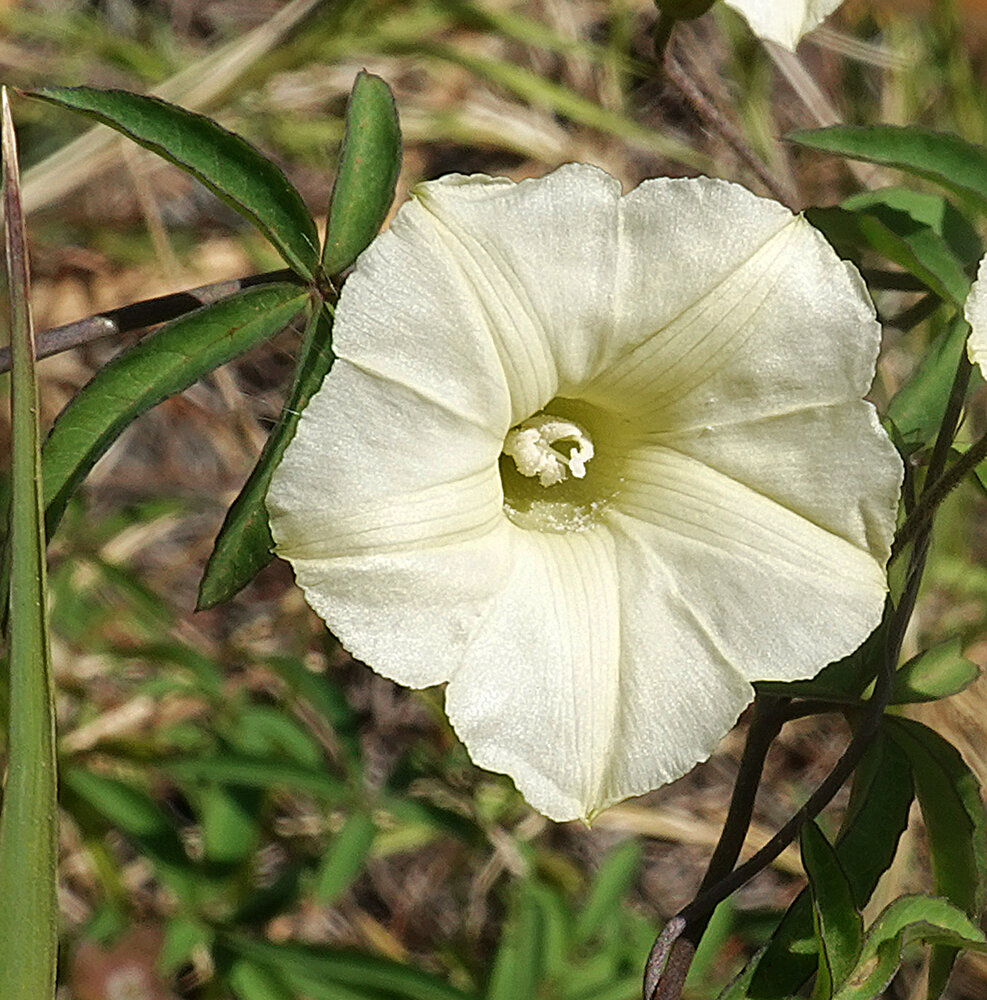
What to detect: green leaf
<box><xmin>197</xmin><ymin>302</ymin><xmax>331</xmax><ymax>608</ymax></box>
<box><xmin>886</xmin><ymin>314</ymin><xmax>970</xmax><ymax>450</ymax></box>
<box><xmin>841</xmin><ymin>187</ymin><xmax>983</xmax><ymax>266</ymax></box>
<box><xmin>831</xmin><ymin>895</ymin><xmax>987</xmax><ymax>1000</ymax></box>
<box><xmin>747</xmin><ymin>732</ymin><xmax>914</xmax><ymax>999</ymax></box>
<box><xmin>229</xmin><ymin>705</ymin><xmax>322</xmax><ymax>766</ymax></box>
<box><xmin>163</xmin><ymin>754</ymin><xmax>347</xmax><ymax>803</ymax></box>
<box><xmin>800</xmin><ymin>821</ymin><xmax>863</xmax><ymax>999</ymax></box>
<box><xmin>805</xmin><ymin>204</ymin><xmax>970</xmax><ymax>307</ymax></box>
<box><xmin>27</xmin><ymin>86</ymin><xmax>320</xmax><ymax>277</ymax></box>
<box><xmin>201</xmin><ymin>783</ymin><xmax>263</xmax><ymax>867</ymax></box>
<box><xmin>789</xmin><ymin>125</ymin><xmax>987</xmax><ymax>216</ymax></box>
<box><xmin>322</xmin><ymin>71</ymin><xmax>401</xmax><ymax>275</ymax></box>
<box><xmin>574</xmin><ymin>840</ymin><xmax>642</xmax><ymax>944</ymax></box>
<box><xmin>63</xmin><ymin>768</ymin><xmax>198</xmax><ymax>902</ymax></box>
<box><xmin>314</xmin><ymin>812</ymin><xmax>376</xmax><ymax>904</ymax></box>
<box><xmin>41</xmin><ymin>283</ymin><xmax>310</xmax><ymax>540</ymax></box>
<box><xmin>224</xmin><ymin>934</ymin><xmax>477</xmax><ymax>1000</ymax></box>
<box><xmin>527</xmin><ymin>882</ymin><xmax>572</xmax><ymax>982</ymax></box>
<box><xmin>0</xmin><ymin>86</ymin><xmax>58</xmax><ymax>1000</ymax></box>
<box><xmin>159</xmin><ymin>915</ymin><xmax>213</xmax><ymax>976</ymax></box>
<box><xmin>487</xmin><ymin>884</ymin><xmax>544</xmax><ymax>1000</ymax></box>
<box><xmin>885</xmin><ymin>717</ymin><xmax>987</xmax><ymax>996</ymax></box>
<box><xmin>889</xmin><ymin>638</ymin><xmax>979</xmax><ymax>704</ymax></box>
<box><xmin>227</xmin><ymin>960</ymin><xmax>295</xmax><ymax>1000</ymax></box>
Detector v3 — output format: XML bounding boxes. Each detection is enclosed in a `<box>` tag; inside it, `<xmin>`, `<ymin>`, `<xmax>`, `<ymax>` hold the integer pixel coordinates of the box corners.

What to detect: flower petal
<box><xmin>443</xmin><ymin>527</ymin><xmax>622</xmax><ymax>821</ymax></box>
<box><xmin>594</xmin><ymin>517</ymin><xmax>755</xmax><ymax>813</ymax></box>
<box><xmin>966</xmin><ymin>255</ymin><xmax>987</xmax><ymax>370</ymax></box>
<box><xmin>607</xmin><ymin>444</ymin><xmax>888</xmax><ymax>678</ymax></box>
<box><xmin>409</xmin><ymin>164</ymin><xmax>622</xmax><ymax>419</ymax></box>
<box><xmin>589</xmin><ymin>178</ymin><xmax>880</xmax><ymax>432</ymax></box>
<box><xmin>648</xmin><ymin>401</ymin><xmax>900</xmax><ymax>563</ymax></box>
<box><xmin>723</xmin><ymin>0</ymin><xmax>843</xmax><ymax>49</ymax></box>
<box><xmin>268</xmin><ymin>361</ymin><xmax>508</xmax><ymax>687</ymax></box>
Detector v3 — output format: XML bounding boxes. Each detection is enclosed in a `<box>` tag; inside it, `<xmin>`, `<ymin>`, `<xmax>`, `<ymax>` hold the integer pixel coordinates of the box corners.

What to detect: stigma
<box><xmin>503</xmin><ymin>415</ymin><xmax>595</xmax><ymax>487</ymax></box>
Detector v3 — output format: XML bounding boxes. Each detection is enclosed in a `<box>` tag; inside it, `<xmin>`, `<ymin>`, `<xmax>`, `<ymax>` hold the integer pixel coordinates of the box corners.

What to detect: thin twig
<box><xmin>890</xmin><ymin>350</ymin><xmax>973</xmax><ymax>562</ymax></box>
<box><xmin>0</xmin><ymin>267</ymin><xmax>297</xmax><ymax>374</ymax></box>
<box><xmin>662</xmin><ymin>49</ymin><xmax>798</xmax><ymax>210</ymax></box>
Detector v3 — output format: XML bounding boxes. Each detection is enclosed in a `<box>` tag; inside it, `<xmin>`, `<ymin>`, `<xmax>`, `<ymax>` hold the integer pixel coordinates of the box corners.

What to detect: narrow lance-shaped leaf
<box><xmin>26</xmin><ymin>86</ymin><xmax>320</xmax><ymax>278</ymax></box>
<box><xmin>790</xmin><ymin>125</ymin><xmax>987</xmax><ymax>216</ymax></box>
<box><xmin>0</xmin><ymin>85</ymin><xmax>58</xmax><ymax>1000</ymax></box>
<box><xmin>885</xmin><ymin>717</ymin><xmax>987</xmax><ymax>997</ymax></box>
<box><xmin>314</xmin><ymin>812</ymin><xmax>376</xmax><ymax>904</ymax></box>
<box><xmin>832</xmin><ymin>895</ymin><xmax>987</xmax><ymax>1000</ymax></box>
<box><xmin>800</xmin><ymin>821</ymin><xmax>863</xmax><ymax>1000</ymax></box>
<box><xmin>841</xmin><ymin>187</ymin><xmax>983</xmax><ymax>266</ymax></box>
<box><xmin>805</xmin><ymin>204</ymin><xmax>970</xmax><ymax>308</ymax></box>
<box><xmin>748</xmin><ymin>731</ymin><xmax>915</xmax><ymax>999</ymax></box>
<box><xmin>199</xmin><ymin>71</ymin><xmax>401</xmax><ymax>608</ymax></box>
<box><xmin>322</xmin><ymin>71</ymin><xmax>402</xmax><ymax>275</ymax></box>
<box><xmin>197</xmin><ymin>296</ymin><xmax>331</xmax><ymax>609</ymax></box>
<box><xmin>41</xmin><ymin>283</ymin><xmax>310</xmax><ymax>540</ymax></box>
<box><xmin>222</xmin><ymin>934</ymin><xmax>477</xmax><ymax>1000</ymax></box>
<box><xmin>889</xmin><ymin>638</ymin><xmax>979</xmax><ymax>704</ymax></box>
<box><xmin>575</xmin><ymin>839</ymin><xmax>642</xmax><ymax>944</ymax></box>
<box><xmin>886</xmin><ymin>314</ymin><xmax>970</xmax><ymax>450</ymax></box>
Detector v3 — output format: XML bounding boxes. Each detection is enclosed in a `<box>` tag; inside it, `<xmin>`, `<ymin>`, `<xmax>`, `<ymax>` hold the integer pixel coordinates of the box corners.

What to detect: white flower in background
<box><xmin>268</xmin><ymin>165</ymin><xmax>901</xmax><ymax>822</ymax></box>
<box><xmin>966</xmin><ymin>256</ymin><xmax>987</xmax><ymax>369</ymax></box>
<box><xmin>723</xmin><ymin>0</ymin><xmax>844</xmax><ymax>48</ymax></box>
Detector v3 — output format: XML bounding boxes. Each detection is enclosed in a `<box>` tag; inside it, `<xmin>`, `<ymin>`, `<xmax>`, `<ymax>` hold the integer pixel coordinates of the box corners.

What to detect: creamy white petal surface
<box><xmin>268</xmin><ymin>163</ymin><xmax>901</xmax><ymax>822</ymax></box>
<box><xmin>967</xmin><ymin>255</ymin><xmax>987</xmax><ymax>370</ymax></box>
<box><xmin>723</xmin><ymin>0</ymin><xmax>843</xmax><ymax>48</ymax></box>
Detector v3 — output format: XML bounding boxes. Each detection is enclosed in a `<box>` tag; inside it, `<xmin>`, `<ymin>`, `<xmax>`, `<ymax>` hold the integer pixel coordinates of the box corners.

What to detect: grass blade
<box><xmin>26</xmin><ymin>87</ymin><xmax>320</xmax><ymax>278</ymax></box>
<box><xmin>0</xmin><ymin>87</ymin><xmax>58</xmax><ymax>1000</ymax></box>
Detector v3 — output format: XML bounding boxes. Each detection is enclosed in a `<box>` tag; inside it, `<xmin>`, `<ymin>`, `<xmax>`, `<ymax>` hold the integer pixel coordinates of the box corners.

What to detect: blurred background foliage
<box><xmin>4</xmin><ymin>0</ymin><xmax>987</xmax><ymax>996</ymax></box>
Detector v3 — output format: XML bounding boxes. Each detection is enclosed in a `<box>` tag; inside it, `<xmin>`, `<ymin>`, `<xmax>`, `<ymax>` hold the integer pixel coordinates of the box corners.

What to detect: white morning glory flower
<box><xmin>966</xmin><ymin>256</ymin><xmax>987</xmax><ymax>369</ymax></box>
<box><xmin>267</xmin><ymin>164</ymin><xmax>901</xmax><ymax>822</ymax></box>
<box><xmin>723</xmin><ymin>0</ymin><xmax>844</xmax><ymax>49</ymax></box>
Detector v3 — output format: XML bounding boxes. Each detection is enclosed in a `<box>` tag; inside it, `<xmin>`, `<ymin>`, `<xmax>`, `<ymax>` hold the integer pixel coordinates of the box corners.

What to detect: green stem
<box><xmin>890</xmin><ymin>350</ymin><xmax>972</xmax><ymax>562</ymax></box>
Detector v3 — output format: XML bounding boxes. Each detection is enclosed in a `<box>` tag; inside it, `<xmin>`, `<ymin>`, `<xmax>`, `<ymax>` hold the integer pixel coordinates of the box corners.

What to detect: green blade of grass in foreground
<box><xmin>0</xmin><ymin>87</ymin><xmax>58</xmax><ymax>1000</ymax></box>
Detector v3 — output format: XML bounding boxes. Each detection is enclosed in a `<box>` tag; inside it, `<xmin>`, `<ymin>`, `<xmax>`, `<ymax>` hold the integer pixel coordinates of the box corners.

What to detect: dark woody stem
<box><xmin>0</xmin><ymin>266</ymin><xmax>298</xmax><ymax>374</ymax></box>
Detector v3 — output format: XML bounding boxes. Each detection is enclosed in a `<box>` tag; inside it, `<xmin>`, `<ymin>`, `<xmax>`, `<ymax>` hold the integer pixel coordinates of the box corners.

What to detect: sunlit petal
<box><xmin>966</xmin><ymin>255</ymin><xmax>987</xmax><ymax>370</ymax></box>
<box><xmin>271</xmin><ymin>164</ymin><xmax>900</xmax><ymax>822</ymax></box>
<box><xmin>606</xmin><ymin>446</ymin><xmax>888</xmax><ymax>677</ymax></box>
<box><xmin>723</xmin><ymin>0</ymin><xmax>844</xmax><ymax>49</ymax></box>
<box><xmin>588</xmin><ymin>178</ymin><xmax>880</xmax><ymax>432</ymax></box>
<box><xmin>444</xmin><ymin>527</ymin><xmax>622</xmax><ymax>821</ymax></box>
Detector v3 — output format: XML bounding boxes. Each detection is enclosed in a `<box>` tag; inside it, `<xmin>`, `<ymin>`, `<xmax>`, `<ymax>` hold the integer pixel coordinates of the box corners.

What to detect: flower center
<box><xmin>503</xmin><ymin>415</ymin><xmax>594</xmax><ymax>487</ymax></box>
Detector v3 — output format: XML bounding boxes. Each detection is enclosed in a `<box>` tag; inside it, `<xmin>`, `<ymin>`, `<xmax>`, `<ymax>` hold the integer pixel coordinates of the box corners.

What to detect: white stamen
<box><xmin>504</xmin><ymin>415</ymin><xmax>595</xmax><ymax>487</ymax></box>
